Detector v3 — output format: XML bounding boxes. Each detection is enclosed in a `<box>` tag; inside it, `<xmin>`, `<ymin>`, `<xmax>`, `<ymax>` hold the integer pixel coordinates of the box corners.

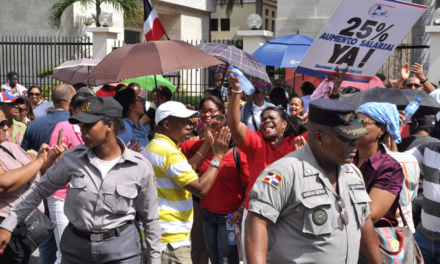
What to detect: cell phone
<box><xmin>57</xmin><ymin>129</ymin><xmax>63</xmax><ymax>146</ymax></box>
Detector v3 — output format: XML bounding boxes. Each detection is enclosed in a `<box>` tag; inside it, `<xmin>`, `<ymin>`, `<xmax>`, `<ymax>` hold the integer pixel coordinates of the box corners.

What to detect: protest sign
<box><xmin>295</xmin><ymin>0</ymin><xmax>427</xmax><ymax>83</ymax></box>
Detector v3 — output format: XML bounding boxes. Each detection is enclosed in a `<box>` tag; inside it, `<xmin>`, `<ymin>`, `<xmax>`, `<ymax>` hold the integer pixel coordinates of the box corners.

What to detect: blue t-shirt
<box><xmin>117</xmin><ymin>118</ymin><xmax>150</xmax><ymax>148</ymax></box>
<box><xmin>21</xmin><ymin>110</ymin><xmax>70</xmax><ymax>151</ymax></box>
<box><xmin>33</xmin><ymin>100</ymin><xmax>53</xmax><ymax>119</ymax></box>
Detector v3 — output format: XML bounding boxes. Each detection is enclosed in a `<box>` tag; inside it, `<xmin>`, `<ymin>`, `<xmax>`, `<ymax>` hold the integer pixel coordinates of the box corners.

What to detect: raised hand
<box><xmin>37</xmin><ymin>143</ymin><xmax>51</xmax><ymax>164</ymax></box>
<box><xmin>410</xmin><ymin>63</ymin><xmax>426</xmax><ymax>81</ymax></box>
<box><xmin>126</xmin><ymin>142</ymin><xmax>142</xmax><ymax>153</ymax></box>
<box><xmin>400</xmin><ymin>63</ymin><xmax>410</xmax><ymax>80</ymax></box>
<box><xmin>294</xmin><ymin>136</ymin><xmax>307</xmax><ymax>150</ymax></box>
<box><xmin>212</xmin><ymin>126</ymin><xmax>231</xmax><ymax>156</ymax></box>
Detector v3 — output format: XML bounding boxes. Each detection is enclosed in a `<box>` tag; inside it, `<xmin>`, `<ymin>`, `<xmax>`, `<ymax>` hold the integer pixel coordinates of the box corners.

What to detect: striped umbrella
<box><xmin>196</xmin><ymin>43</ymin><xmax>271</xmax><ymax>85</ymax></box>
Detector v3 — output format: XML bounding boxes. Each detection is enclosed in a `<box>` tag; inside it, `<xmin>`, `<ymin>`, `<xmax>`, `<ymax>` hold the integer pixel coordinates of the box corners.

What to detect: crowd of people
<box><xmin>0</xmin><ymin>62</ymin><xmax>439</xmax><ymax>264</ymax></box>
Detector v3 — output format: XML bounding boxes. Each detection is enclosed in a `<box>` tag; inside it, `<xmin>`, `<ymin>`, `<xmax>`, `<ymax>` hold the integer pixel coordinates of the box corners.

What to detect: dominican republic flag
<box><xmin>263</xmin><ymin>172</ymin><xmax>282</xmax><ymax>189</ymax></box>
<box><xmin>144</xmin><ymin>0</ymin><xmax>167</xmax><ymax>41</ymax></box>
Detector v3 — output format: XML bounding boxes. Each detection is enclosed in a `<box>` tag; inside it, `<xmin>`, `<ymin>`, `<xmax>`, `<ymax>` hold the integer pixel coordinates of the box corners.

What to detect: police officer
<box><xmin>0</xmin><ymin>96</ymin><xmax>161</xmax><ymax>264</ymax></box>
<box><xmin>244</xmin><ymin>99</ymin><xmax>382</xmax><ymax>264</ymax></box>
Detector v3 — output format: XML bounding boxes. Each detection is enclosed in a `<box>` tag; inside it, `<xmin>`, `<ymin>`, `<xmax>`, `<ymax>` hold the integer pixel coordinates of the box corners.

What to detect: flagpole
<box><xmin>165</xmin><ymin>33</ymin><xmax>170</xmax><ymax>40</ymax></box>
<box><xmin>155</xmin><ymin>74</ymin><xmax>161</xmax><ymax>107</ymax></box>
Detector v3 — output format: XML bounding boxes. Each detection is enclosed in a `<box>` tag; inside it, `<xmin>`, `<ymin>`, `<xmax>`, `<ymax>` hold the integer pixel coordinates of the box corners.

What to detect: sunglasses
<box><xmin>357</xmin><ymin>118</ymin><xmax>376</xmax><ymax>127</ymax></box>
<box><xmin>19</xmin><ymin>108</ymin><xmax>28</xmax><ymax>113</ymax></box>
<box><xmin>336</xmin><ymin>197</ymin><xmax>349</xmax><ymax>226</ymax></box>
<box><xmin>29</xmin><ymin>92</ymin><xmax>41</xmax><ymax>96</ymax></box>
<box><xmin>405</xmin><ymin>83</ymin><xmax>422</xmax><ymax>89</ymax></box>
<box><xmin>200</xmin><ymin>109</ymin><xmax>219</xmax><ymax>116</ymax></box>
<box><xmin>0</xmin><ymin>119</ymin><xmax>7</xmax><ymax>129</ymax></box>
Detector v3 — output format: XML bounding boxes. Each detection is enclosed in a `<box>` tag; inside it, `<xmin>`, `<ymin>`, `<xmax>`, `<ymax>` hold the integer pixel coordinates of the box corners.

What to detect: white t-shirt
<box><xmin>93</xmin><ymin>154</ymin><xmax>120</xmax><ymax>179</ymax></box>
<box><xmin>240</xmin><ymin>102</ymin><xmax>265</xmax><ymax>132</ymax></box>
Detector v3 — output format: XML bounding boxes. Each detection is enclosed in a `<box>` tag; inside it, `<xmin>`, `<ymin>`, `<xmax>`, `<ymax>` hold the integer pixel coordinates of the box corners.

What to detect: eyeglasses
<box><xmin>0</xmin><ymin>119</ymin><xmax>7</xmax><ymax>129</ymax></box>
<box><xmin>405</xmin><ymin>83</ymin><xmax>422</xmax><ymax>89</ymax></box>
<box><xmin>357</xmin><ymin>118</ymin><xmax>376</xmax><ymax>127</ymax></box>
<box><xmin>200</xmin><ymin>109</ymin><xmax>219</xmax><ymax>116</ymax></box>
<box><xmin>336</xmin><ymin>197</ymin><xmax>349</xmax><ymax>226</ymax></box>
<box><xmin>29</xmin><ymin>92</ymin><xmax>41</xmax><ymax>96</ymax></box>
<box><xmin>19</xmin><ymin>108</ymin><xmax>28</xmax><ymax>113</ymax></box>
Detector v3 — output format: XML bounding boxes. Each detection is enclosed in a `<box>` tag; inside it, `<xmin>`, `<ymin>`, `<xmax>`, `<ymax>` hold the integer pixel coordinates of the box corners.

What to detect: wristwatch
<box><xmin>329</xmin><ymin>93</ymin><xmax>340</xmax><ymax>99</ymax></box>
<box><xmin>420</xmin><ymin>78</ymin><xmax>428</xmax><ymax>84</ymax></box>
<box><xmin>210</xmin><ymin>159</ymin><xmax>221</xmax><ymax>170</ymax></box>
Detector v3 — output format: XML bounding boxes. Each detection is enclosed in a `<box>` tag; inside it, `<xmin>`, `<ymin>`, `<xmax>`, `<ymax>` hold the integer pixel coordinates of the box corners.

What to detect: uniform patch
<box><xmin>362</xmin><ymin>206</ymin><xmax>368</xmax><ymax>217</ymax></box>
<box><xmin>262</xmin><ymin>171</ymin><xmax>282</xmax><ymax>189</ymax></box>
<box><xmin>312</xmin><ymin>209</ymin><xmax>328</xmax><ymax>226</ymax></box>
<box><xmin>53</xmin><ymin>156</ymin><xmax>62</xmax><ymax>166</ymax></box>
<box><xmin>349</xmin><ymin>184</ymin><xmax>366</xmax><ymax>190</ymax></box>
<box><xmin>302</xmin><ymin>188</ymin><xmax>326</xmax><ymax>199</ymax></box>
<box><xmin>344</xmin><ymin>165</ymin><xmax>351</xmax><ymax>173</ymax></box>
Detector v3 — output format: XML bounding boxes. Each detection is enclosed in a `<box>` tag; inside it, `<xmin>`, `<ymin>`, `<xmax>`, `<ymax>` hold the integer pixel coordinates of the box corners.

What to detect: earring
<box><xmin>378</xmin><ymin>134</ymin><xmax>382</xmax><ymax>138</ymax></box>
<box><xmin>283</xmin><ymin>127</ymin><xmax>286</xmax><ymax>132</ymax></box>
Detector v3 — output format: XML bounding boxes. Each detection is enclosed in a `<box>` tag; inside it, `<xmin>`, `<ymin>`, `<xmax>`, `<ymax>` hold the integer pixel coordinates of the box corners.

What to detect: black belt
<box><xmin>69</xmin><ymin>222</ymin><xmax>132</xmax><ymax>242</ymax></box>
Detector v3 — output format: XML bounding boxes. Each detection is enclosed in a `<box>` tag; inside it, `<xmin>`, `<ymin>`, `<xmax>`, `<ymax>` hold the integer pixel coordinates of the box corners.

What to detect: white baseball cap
<box><xmin>155</xmin><ymin>101</ymin><xmax>199</xmax><ymax>125</ymax></box>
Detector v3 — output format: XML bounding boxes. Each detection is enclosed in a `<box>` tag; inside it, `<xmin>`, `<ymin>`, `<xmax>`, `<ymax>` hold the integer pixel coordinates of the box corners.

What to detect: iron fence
<box><xmin>0</xmin><ymin>36</ymin><xmax>92</xmax><ymax>97</ymax></box>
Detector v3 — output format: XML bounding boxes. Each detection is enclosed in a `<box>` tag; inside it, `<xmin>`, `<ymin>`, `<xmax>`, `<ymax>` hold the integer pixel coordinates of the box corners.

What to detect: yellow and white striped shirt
<box><xmin>143</xmin><ymin>133</ymin><xmax>198</xmax><ymax>250</ymax></box>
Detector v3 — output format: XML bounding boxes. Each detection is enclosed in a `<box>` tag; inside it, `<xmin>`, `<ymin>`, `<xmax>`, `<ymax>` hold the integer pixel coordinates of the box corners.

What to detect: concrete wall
<box><xmin>276</xmin><ymin>0</ymin><xmax>339</xmax><ymax>38</ymax></box>
<box><xmin>212</xmin><ymin>1</ymin><xmax>277</xmax><ymax>39</ymax></box>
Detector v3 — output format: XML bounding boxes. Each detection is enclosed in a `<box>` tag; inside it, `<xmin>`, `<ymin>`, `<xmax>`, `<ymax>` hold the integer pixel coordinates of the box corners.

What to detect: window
<box><xmin>272</xmin><ymin>11</ymin><xmax>275</xmax><ymax>18</ymax></box>
<box><xmin>221</xmin><ymin>18</ymin><xmax>230</xmax><ymax>31</ymax></box>
<box><xmin>265</xmin><ymin>9</ymin><xmax>269</xmax><ymax>16</ymax></box>
<box><xmin>265</xmin><ymin>19</ymin><xmax>268</xmax><ymax>30</ymax></box>
<box><xmin>272</xmin><ymin>20</ymin><xmax>275</xmax><ymax>32</ymax></box>
<box><xmin>210</xmin><ymin>19</ymin><xmax>218</xmax><ymax>31</ymax></box>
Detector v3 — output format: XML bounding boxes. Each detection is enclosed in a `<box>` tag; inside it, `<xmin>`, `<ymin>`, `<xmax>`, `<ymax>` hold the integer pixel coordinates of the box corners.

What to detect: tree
<box><xmin>48</xmin><ymin>0</ymin><xmax>142</xmax><ymax>30</ymax></box>
<box><xmin>218</xmin><ymin>0</ymin><xmax>243</xmax><ymax>17</ymax></box>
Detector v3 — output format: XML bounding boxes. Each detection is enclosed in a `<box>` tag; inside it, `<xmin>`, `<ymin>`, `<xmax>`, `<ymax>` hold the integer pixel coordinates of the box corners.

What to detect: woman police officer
<box><xmin>0</xmin><ymin>96</ymin><xmax>161</xmax><ymax>264</ymax></box>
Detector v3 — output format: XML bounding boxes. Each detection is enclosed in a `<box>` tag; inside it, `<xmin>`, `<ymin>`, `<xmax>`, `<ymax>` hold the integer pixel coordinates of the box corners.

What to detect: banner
<box><xmin>295</xmin><ymin>0</ymin><xmax>427</xmax><ymax>83</ymax></box>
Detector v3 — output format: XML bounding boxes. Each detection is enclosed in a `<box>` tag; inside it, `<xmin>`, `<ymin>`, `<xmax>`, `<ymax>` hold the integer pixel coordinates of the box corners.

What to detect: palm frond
<box><xmin>218</xmin><ymin>0</ymin><xmax>243</xmax><ymax>18</ymax></box>
<box><xmin>103</xmin><ymin>0</ymin><xmax>142</xmax><ymax>19</ymax></box>
<box><xmin>48</xmin><ymin>0</ymin><xmax>93</xmax><ymax>30</ymax></box>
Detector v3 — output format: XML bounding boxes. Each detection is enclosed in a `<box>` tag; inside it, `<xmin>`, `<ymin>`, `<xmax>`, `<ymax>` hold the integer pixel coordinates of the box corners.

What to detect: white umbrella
<box><xmin>52</xmin><ymin>59</ymin><xmax>104</xmax><ymax>86</ymax></box>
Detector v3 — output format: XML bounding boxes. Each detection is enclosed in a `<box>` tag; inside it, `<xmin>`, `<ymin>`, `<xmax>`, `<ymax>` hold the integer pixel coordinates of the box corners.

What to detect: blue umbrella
<box><xmin>252</xmin><ymin>34</ymin><xmax>314</xmax><ymax>68</ymax></box>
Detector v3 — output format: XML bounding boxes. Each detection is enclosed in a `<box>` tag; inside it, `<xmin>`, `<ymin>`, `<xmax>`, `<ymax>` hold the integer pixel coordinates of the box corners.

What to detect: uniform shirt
<box><xmin>0</xmin><ymin>139</ymin><xmax>162</xmax><ymax>263</ymax></box>
<box><xmin>143</xmin><ymin>133</ymin><xmax>199</xmax><ymax>251</ymax></box>
<box><xmin>407</xmin><ymin>142</ymin><xmax>440</xmax><ymax>241</ymax></box>
<box><xmin>239</xmin><ymin>127</ymin><xmax>297</xmax><ymax>209</ymax></box>
<box><xmin>21</xmin><ymin>110</ymin><xmax>70</xmax><ymax>151</ymax></box>
<box><xmin>387</xmin><ymin>152</ymin><xmax>420</xmax><ymax>233</ymax></box>
<box><xmin>118</xmin><ymin>118</ymin><xmax>150</xmax><ymax>148</ymax></box>
<box><xmin>358</xmin><ymin>145</ymin><xmax>404</xmax><ymax>227</ymax></box>
<box><xmin>248</xmin><ymin>144</ymin><xmax>371</xmax><ymax>263</ymax></box>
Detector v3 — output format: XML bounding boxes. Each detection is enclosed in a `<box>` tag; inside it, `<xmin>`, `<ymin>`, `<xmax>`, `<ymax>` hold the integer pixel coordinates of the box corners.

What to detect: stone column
<box><xmin>86</xmin><ymin>27</ymin><xmax>124</xmax><ymax>59</ymax></box>
<box><xmin>425</xmin><ymin>26</ymin><xmax>440</xmax><ymax>84</ymax></box>
<box><xmin>237</xmin><ymin>30</ymin><xmax>273</xmax><ymax>54</ymax></box>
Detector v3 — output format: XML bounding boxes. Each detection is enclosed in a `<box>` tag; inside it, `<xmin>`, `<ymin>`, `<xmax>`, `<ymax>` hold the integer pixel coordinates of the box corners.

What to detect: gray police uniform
<box><xmin>0</xmin><ymin>140</ymin><xmax>162</xmax><ymax>264</ymax></box>
<box><xmin>248</xmin><ymin>144</ymin><xmax>371</xmax><ymax>264</ymax></box>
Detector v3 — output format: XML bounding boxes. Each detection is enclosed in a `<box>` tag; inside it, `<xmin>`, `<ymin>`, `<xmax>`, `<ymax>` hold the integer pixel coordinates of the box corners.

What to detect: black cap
<box><xmin>409</xmin><ymin>115</ymin><xmax>436</xmax><ymax>125</ymax></box>
<box><xmin>69</xmin><ymin>96</ymin><xmax>122</xmax><ymax>124</ymax></box>
<box><xmin>309</xmin><ymin>99</ymin><xmax>368</xmax><ymax>139</ymax></box>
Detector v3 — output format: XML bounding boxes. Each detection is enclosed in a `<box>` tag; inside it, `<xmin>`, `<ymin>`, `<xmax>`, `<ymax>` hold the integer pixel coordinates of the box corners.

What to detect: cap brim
<box><xmin>333</xmin><ymin>122</ymin><xmax>368</xmax><ymax>139</ymax></box>
<box><xmin>170</xmin><ymin>109</ymin><xmax>200</xmax><ymax>119</ymax></box>
<box><xmin>69</xmin><ymin>112</ymin><xmax>104</xmax><ymax>124</ymax></box>
<box><xmin>1</xmin><ymin>97</ymin><xmax>25</xmax><ymax>104</ymax></box>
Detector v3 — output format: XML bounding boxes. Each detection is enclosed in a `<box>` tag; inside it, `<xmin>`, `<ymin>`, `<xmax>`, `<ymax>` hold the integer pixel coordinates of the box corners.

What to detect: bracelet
<box><xmin>196</xmin><ymin>151</ymin><xmax>204</xmax><ymax>159</ymax></box>
<box><xmin>231</xmin><ymin>89</ymin><xmax>243</xmax><ymax>94</ymax></box>
<box><xmin>237</xmin><ymin>206</ymin><xmax>245</xmax><ymax>212</ymax></box>
<box><xmin>420</xmin><ymin>78</ymin><xmax>428</xmax><ymax>84</ymax></box>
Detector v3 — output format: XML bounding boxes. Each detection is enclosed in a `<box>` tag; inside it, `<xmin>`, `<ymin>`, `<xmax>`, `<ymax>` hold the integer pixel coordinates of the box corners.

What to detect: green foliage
<box><xmin>172</xmin><ymin>95</ymin><xmax>203</xmax><ymax>109</ymax></box>
<box><xmin>41</xmin><ymin>82</ymin><xmax>62</xmax><ymax>101</ymax></box>
<box><xmin>375</xmin><ymin>73</ymin><xmax>386</xmax><ymax>82</ymax></box>
<box><xmin>48</xmin><ymin>0</ymin><xmax>142</xmax><ymax>30</ymax></box>
<box><xmin>37</xmin><ymin>66</ymin><xmax>55</xmax><ymax>79</ymax></box>
<box><xmin>234</xmin><ymin>39</ymin><xmax>243</xmax><ymax>50</ymax></box>
<box><xmin>218</xmin><ymin>0</ymin><xmax>244</xmax><ymax>18</ymax></box>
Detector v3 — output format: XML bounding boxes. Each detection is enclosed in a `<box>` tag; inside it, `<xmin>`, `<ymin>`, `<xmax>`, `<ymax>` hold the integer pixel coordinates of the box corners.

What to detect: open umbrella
<box><xmin>196</xmin><ymin>43</ymin><xmax>271</xmax><ymax>85</ymax></box>
<box><xmin>52</xmin><ymin>59</ymin><xmax>102</xmax><ymax>85</ymax></box>
<box><xmin>122</xmin><ymin>75</ymin><xmax>177</xmax><ymax>92</ymax></box>
<box><xmin>339</xmin><ymin>88</ymin><xmax>440</xmax><ymax>115</ymax></box>
<box><xmin>86</xmin><ymin>40</ymin><xmax>222</xmax><ymax>83</ymax></box>
<box><xmin>341</xmin><ymin>76</ymin><xmax>386</xmax><ymax>91</ymax></box>
<box><xmin>252</xmin><ymin>34</ymin><xmax>314</xmax><ymax>68</ymax></box>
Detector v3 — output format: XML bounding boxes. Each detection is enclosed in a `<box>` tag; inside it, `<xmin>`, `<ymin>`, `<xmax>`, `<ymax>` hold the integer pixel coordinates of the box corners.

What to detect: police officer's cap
<box><xmin>69</xmin><ymin>96</ymin><xmax>122</xmax><ymax>124</ymax></box>
<box><xmin>308</xmin><ymin>99</ymin><xmax>368</xmax><ymax>139</ymax></box>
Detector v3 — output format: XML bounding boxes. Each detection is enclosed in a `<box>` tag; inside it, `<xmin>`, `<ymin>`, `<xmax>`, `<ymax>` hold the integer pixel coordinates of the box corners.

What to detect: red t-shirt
<box><xmin>96</xmin><ymin>88</ymin><xmax>116</xmax><ymax>98</ymax></box>
<box><xmin>180</xmin><ymin>140</ymin><xmax>250</xmax><ymax>214</ymax></box>
<box><xmin>239</xmin><ymin>127</ymin><xmax>297</xmax><ymax>209</ymax></box>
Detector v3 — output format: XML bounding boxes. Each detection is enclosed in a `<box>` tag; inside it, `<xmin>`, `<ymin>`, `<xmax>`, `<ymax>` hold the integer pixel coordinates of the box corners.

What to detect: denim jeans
<box><xmin>39</xmin><ymin>198</ymin><xmax>57</xmax><ymax>264</ymax></box>
<box><xmin>414</xmin><ymin>231</ymin><xmax>440</xmax><ymax>263</ymax></box>
<box><xmin>48</xmin><ymin>198</ymin><xmax>69</xmax><ymax>264</ymax></box>
<box><xmin>202</xmin><ymin>209</ymin><xmax>238</xmax><ymax>264</ymax></box>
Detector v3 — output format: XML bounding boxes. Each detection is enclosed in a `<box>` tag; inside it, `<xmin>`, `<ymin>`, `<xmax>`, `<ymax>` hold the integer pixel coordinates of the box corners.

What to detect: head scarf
<box><xmin>358</xmin><ymin>102</ymin><xmax>401</xmax><ymax>143</ymax></box>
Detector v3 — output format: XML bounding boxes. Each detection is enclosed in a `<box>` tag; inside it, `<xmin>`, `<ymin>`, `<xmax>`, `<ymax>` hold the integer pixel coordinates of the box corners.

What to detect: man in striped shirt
<box><xmin>407</xmin><ymin>141</ymin><xmax>440</xmax><ymax>263</ymax></box>
<box><xmin>143</xmin><ymin>101</ymin><xmax>230</xmax><ymax>263</ymax></box>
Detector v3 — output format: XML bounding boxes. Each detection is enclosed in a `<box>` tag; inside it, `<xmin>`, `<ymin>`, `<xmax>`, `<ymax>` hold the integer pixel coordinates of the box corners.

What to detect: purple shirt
<box><xmin>358</xmin><ymin>145</ymin><xmax>404</xmax><ymax>227</ymax></box>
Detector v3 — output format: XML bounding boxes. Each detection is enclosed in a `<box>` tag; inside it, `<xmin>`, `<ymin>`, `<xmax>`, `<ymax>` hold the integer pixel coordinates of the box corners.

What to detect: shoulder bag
<box><xmin>358</xmin><ymin>204</ymin><xmax>424</xmax><ymax>264</ymax></box>
<box><xmin>0</xmin><ymin>145</ymin><xmax>55</xmax><ymax>254</ymax></box>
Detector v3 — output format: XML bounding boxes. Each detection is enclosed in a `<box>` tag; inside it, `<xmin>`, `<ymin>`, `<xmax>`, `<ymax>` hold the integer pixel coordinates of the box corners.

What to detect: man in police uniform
<box><xmin>245</xmin><ymin>99</ymin><xmax>382</xmax><ymax>264</ymax></box>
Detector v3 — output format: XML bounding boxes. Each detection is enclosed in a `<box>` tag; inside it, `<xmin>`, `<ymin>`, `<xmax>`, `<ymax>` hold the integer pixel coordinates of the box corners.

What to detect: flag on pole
<box><xmin>143</xmin><ymin>0</ymin><xmax>167</xmax><ymax>41</ymax></box>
